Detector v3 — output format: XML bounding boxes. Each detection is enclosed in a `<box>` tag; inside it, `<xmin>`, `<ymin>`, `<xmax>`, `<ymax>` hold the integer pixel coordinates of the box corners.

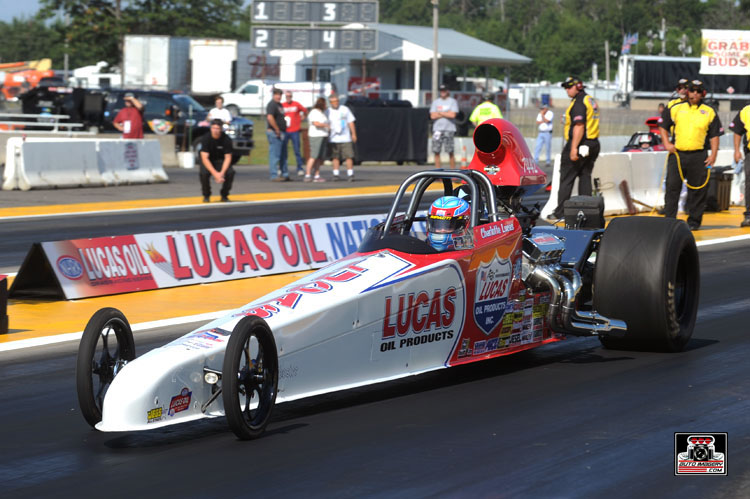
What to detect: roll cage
<box><xmin>358</xmin><ymin>169</ymin><xmax>500</xmax><ymax>255</ymax></box>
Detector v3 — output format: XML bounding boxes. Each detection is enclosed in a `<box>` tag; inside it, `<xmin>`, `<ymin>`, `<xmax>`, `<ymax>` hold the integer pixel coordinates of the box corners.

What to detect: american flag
<box><xmin>621</xmin><ymin>32</ymin><xmax>639</xmax><ymax>54</ymax></box>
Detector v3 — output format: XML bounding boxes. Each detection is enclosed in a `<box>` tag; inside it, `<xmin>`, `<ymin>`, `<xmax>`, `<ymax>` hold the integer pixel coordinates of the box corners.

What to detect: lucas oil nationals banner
<box><xmin>36</xmin><ymin>214</ymin><xmax>388</xmax><ymax>299</ymax></box>
<box><xmin>701</xmin><ymin>29</ymin><xmax>750</xmax><ymax>75</ymax></box>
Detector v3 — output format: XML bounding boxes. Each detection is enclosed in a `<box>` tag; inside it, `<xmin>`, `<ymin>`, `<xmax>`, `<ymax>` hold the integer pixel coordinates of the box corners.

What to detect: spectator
<box><xmin>430</xmin><ymin>84</ymin><xmax>459</xmax><ymax>169</ymax></box>
<box><xmin>304</xmin><ymin>97</ymin><xmax>330</xmax><ymax>183</ymax></box>
<box><xmin>113</xmin><ymin>92</ymin><xmax>144</xmax><ymax>139</ymax></box>
<box><xmin>198</xmin><ymin>119</ymin><xmax>235</xmax><ymax>202</ymax></box>
<box><xmin>266</xmin><ymin>88</ymin><xmax>289</xmax><ymax>181</ymax></box>
<box><xmin>657</xmin><ymin>102</ymin><xmax>666</xmax><ymax>115</ymax></box>
<box><xmin>327</xmin><ymin>94</ymin><xmax>357</xmax><ymax>181</ymax></box>
<box><xmin>282</xmin><ymin>91</ymin><xmax>308</xmax><ymax>177</ymax></box>
<box><xmin>468</xmin><ymin>92</ymin><xmax>503</xmax><ymax>128</ymax></box>
<box><xmin>534</xmin><ymin>103</ymin><xmax>554</xmax><ymax>168</ymax></box>
<box><xmin>207</xmin><ymin>96</ymin><xmax>232</xmax><ymax>124</ymax></box>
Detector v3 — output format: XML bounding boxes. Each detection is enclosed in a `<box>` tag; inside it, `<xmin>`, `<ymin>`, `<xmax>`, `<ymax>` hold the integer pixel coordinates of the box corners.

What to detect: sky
<box><xmin>0</xmin><ymin>0</ymin><xmax>41</xmax><ymax>22</ymax></box>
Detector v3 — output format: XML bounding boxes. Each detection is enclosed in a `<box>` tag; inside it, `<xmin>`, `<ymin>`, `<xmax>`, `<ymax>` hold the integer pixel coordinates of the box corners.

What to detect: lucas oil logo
<box><xmin>474</xmin><ymin>255</ymin><xmax>511</xmax><ymax>335</ymax></box>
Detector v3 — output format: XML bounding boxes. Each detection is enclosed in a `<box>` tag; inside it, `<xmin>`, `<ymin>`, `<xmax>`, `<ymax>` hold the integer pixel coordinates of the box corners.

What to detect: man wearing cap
<box><xmin>728</xmin><ymin>103</ymin><xmax>750</xmax><ymax>227</ymax></box>
<box><xmin>469</xmin><ymin>92</ymin><xmax>503</xmax><ymax>129</ymax></box>
<box><xmin>534</xmin><ymin>103</ymin><xmax>554</xmax><ymax>168</ymax></box>
<box><xmin>667</xmin><ymin>78</ymin><xmax>689</xmax><ymax>112</ymax></box>
<box><xmin>550</xmin><ymin>76</ymin><xmax>600</xmax><ymax>219</ymax></box>
<box><xmin>659</xmin><ymin>79</ymin><xmax>723</xmax><ymax>230</ymax></box>
<box><xmin>430</xmin><ymin>84</ymin><xmax>459</xmax><ymax>169</ymax></box>
<box><xmin>113</xmin><ymin>92</ymin><xmax>144</xmax><ymax>139</ymax></box>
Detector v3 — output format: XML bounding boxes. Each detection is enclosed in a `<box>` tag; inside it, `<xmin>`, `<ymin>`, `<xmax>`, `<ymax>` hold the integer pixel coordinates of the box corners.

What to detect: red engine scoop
<box><xmin>467</xmin><ymin>118</ymin><xmax>547</xmax><ymax>193</ymax></box>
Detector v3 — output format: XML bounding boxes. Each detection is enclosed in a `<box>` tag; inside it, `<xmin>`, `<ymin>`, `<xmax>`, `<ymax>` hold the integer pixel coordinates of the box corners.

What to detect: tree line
<box><xmin>1</xmin><ymin>0</ymin><xmax>750</xmax><ymax>82</ymax></box>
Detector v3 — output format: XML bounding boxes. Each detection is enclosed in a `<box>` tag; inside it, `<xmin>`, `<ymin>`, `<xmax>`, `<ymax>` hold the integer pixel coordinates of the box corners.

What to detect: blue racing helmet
<box><xmin>427</xmin><ymin>196</ymin><xmax>471</xmax><ymax>251</ymax></box>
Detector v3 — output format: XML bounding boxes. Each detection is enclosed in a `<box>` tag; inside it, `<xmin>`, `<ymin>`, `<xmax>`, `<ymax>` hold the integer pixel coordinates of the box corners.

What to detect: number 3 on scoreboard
<box><xmin>323</xmin><ymin>30</ymin><xmax>336</xmax><ymax>49</ymax></box>
<box><xmin>323</xmin><ymin>3</ymin><xmax>336</xmax><ymax>21</ymax></box>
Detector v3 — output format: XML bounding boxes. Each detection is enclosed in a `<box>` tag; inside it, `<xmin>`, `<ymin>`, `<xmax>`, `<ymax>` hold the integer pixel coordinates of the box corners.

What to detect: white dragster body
<box><xmin>98</xmin><ymin>251</ymin><xmax>467</xmax><ymax>431</ymax></box>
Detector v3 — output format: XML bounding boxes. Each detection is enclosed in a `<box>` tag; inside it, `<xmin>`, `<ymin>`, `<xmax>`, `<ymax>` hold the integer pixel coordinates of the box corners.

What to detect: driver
<box><xmin>427</xmin><ymin>196</ymin><xmax>471</xmax><ymax>251</ymax></box>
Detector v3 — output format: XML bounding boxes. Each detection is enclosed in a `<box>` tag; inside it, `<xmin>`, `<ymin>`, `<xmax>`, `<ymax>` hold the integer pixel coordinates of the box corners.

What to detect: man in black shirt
<box><xmin>266</xmin><ymin>87</ymin><xmax>289</xmax><ymax>181</ymax></box>
<box><xmin>198</xmin><ymin>119</ymin><xmax>235</xmax><ymax>202</ymax></box>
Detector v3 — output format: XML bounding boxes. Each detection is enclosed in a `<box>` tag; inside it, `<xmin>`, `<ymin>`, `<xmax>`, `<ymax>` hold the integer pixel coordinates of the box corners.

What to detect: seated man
<box><xmin>427</xmin><ymin>196</ymin><xmax>471</xmax><ymax>251</ymax></box>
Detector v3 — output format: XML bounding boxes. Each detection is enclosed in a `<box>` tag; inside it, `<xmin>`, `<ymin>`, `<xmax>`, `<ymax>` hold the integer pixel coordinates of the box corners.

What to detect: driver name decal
<box><xmin>474</xmin><ymin>254</ymin><xmax>512</xmax><ymax>335</ymax></box>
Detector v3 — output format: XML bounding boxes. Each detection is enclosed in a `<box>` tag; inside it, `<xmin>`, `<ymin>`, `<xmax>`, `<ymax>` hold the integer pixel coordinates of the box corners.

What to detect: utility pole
<box><xmin>431</xmin><ymin>0</ymin><xmax>439</xmax><ymax>99</ymax></box>
<box><xmin>605</xmin><ymin>40</ymin><xmax>610</xmax><ymax>84</ymax></box>
<box><xmin>660</xmin><ymin>18</ymin><xmax>666</xmax><ymax>56</ymax></box>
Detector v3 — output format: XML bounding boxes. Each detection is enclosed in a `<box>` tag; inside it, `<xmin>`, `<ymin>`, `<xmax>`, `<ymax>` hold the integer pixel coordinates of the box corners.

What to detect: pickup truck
<box><xmin>221</xmin><ymin>79</ymin><xmax>334</xmax><ymax>116</ymax></box>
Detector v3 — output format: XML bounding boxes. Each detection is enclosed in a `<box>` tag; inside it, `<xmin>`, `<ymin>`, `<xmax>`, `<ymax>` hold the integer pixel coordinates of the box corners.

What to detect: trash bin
<box><xmin>705</xmin><ymin>166</ymin><xmax>733</xmax><ymax>212</ymax></box>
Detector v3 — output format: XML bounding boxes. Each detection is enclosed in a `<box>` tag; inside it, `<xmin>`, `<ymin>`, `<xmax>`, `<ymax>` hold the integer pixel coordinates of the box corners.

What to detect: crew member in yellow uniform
<box><xmin>469</xmin><ymin>92</ymin><xmax>503</xmax><ymax>128</ymax></box>
<box><xmin>550</xmin><ymin>76</ymin><xmax>600</xmax><ymax>219</ymax></box>
<box><xmin>659</xmin><ymin>79</ymin><xmax>723</xmax><ymax>230</ymax></box>
<box><xmin>728</xmin><ymin>103</ymin><xmax>750</xmax><ymax>227</ymax></box>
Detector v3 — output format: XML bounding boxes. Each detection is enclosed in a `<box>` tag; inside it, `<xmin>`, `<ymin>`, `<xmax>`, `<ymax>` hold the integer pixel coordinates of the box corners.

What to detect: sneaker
<box><xmin>546</xmin><ymin>213</ymin><xmax>560</xmax><ymax>221</ymax></box>
<box><xmin>313</xmin><ymin>177</ymin><xmax>326</xmax><ymax>183</ymax></box>
<box><xmin>297</xmin><ymin>170</ymin><xmax>305</xmax><ymax>177</ymax></box>
<box><xmin>283</xmin><ymin>176</ymin><xmax>291</xmax><ymax>182</ymax></box>
<box><xmin>741</xmin><ymin>216</ymin><xmax>750</xmax><ymax>227</ymax></box>
<box><xmin>688</xmin><ymin>223</ymin><xmax>700</xmax><ymax>231</ymax></box>
<box><xmin>304</xmin><ymin>176</ymin><xmax>312</xmax><ymax>182</ymax></box>
<box><xmin>347</xmin><ymin>172</ymin><xmax>355</xmax><ymax>182</ymax></box>
<box><xmin>271</xmin><ymin>177</ymin><xmax>284</xmax><ymax>182</ymax></box>
<box><xmin>332</xmin><ymin>175</ymin><xmax>340</xmax><ymax>182</ymax></box>
<box><xmin>202</xmin><ymin>196</ymin><xmax>210</xmax><ymax>203</ymax></box>
<box><xmin>220</xmin><ymin>196</ymin><xmax>231</xmax><ymax>202</ymax></box>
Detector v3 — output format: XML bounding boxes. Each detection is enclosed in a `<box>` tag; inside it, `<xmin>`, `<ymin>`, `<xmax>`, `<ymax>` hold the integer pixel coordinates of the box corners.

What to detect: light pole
<box><xmin>431</xmin><ymin>0</ymin><xmax>439</xmax><ymax>100</ymax></box>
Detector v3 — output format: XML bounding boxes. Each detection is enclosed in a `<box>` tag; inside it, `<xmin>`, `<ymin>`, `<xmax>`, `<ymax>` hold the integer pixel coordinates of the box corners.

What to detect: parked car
<box><xmin>19</xmin><ymin>86</ymin><xmax>254</xmax><ymax>163</ymax></box>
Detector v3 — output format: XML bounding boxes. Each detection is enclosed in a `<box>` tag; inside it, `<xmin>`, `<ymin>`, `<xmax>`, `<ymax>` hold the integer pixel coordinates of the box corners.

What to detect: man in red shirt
<box><xmin>281</xmin><ymin>90</ymin><xmax>308</xmax><ymax>176</ymax></box>
<box><xmin>113</xmin><ymin>92</ymin><xmax>144</xmax><ymax>139</ymax></box>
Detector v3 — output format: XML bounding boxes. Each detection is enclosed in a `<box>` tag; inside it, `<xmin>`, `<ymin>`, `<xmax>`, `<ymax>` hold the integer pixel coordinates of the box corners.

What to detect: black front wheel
<box><xmin>222</xmin><ymin>316</ymin><xmax>279</xmax><ymax>440</ymax></box>
<box><xmin>594</xmin><ymin>217</ymin><xmax>700</xmax><ymax>352</ymax></box>
<box><xmin>76</xmin><ymin>308</ymin><xmax>136</xmax><ymax>427</ymax></box>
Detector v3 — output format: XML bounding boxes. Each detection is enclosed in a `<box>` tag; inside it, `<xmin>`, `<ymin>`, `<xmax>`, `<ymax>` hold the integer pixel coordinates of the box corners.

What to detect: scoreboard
<box><xmin>251</xmin><ymin>1</ymin><xmax>379</xmax><ymax>52</ymax></box>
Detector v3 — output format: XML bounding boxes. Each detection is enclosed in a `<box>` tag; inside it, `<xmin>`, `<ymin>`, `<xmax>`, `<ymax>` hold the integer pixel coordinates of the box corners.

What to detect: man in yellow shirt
<box><xmin>550</xmin><ymin>76</ymin><xmax>600</xmax><ymax>220</ymax></box>
<box><xmin>658</xmin><ymin>79</ymin><xmax>723</xmax><ymax>230</ymax></box>
<box><xmin>469</xmin><ymin>92</ymin><xmax>503</xmax><ymax>128</ymax></box>
<box><xmin>728</xmin><ymin>103</ymin><xmax>750</xmax><ymax>227</ymax></box>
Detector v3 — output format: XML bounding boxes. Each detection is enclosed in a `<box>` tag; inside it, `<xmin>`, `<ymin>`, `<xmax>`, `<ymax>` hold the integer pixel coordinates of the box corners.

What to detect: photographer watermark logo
<box><xmin>674</xmin><ymin>433</ymin><xmax>727</xmax><ymax>475</ymax></box>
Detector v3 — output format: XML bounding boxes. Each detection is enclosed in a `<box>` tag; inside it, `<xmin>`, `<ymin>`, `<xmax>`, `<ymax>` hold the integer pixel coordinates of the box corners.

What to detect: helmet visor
<box><xmin>428</xmin><ymin>215</ymin><xmax>467</xmax><ymax>234</ymax></box>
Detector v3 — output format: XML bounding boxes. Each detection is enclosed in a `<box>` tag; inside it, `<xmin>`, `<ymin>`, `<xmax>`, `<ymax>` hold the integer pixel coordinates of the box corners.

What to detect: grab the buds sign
<box><xmin>701</xmin><ymin>29</ymin><xmax>750</xmax><ymax>75</ymax></box>
<box><xmin>21</xmin><ymin>214</ymin><xmax>385</xmax><ymax>299</ymax></box>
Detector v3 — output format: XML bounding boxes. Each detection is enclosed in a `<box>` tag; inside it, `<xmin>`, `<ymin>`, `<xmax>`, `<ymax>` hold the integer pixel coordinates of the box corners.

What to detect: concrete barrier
<box><xmin>542</xmin><ymin>149</ymin><xmax>743</xmax><ymax>219</ymax></box>
<box><xmin>2</xmin><ymin>138</ymin><xmax>168</xmax><ymax>191</ymax></box>
<box><xmin>98</xmin><ymin>140</ymin><xmax>167</xmax><ymax>184</ymax></box>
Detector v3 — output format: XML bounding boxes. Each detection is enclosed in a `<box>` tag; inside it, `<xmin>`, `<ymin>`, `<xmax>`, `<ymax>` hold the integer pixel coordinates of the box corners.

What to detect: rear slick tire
<box><xmin>593</xmin><ymin>217</ymin><xmax>699</xmax><ymax>352</ymax></box>
<box><xmin>76</xmin><ymin>308</ymin><xmax>136</xmax><ymax>427</ymax></box>
<box><xmin>222</xmin><ymin>316</ymin><xmax>279</xmax><ymax>440</ymax></box>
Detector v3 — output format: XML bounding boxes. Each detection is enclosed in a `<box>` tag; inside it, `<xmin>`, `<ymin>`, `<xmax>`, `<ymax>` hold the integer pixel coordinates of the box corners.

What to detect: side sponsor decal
<box><xmin>168</xmin><ymin>388</ymin><xmax>192</xmax><ymax>417</ymax></box>
<box><xmin>234</xmin><ymin>263</ymin><xmax>368</xmax><ymax>319</ymax></box>
<box><xmin>379</xmin><ymin>287</ymin><xmax>457</xmax><ymax>352</ymax></box>
<box><xmin>474</xmin><ymin>254</ymin><xmax>512</xmax><ymax>335</ymax></box>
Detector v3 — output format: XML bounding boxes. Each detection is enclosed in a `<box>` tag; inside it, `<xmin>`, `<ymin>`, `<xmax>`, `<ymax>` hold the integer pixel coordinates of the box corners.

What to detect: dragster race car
<box><xmin>76</xmin><ymin>118</ymin><xmax>700</xmax><ymax>440</ymax></box>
